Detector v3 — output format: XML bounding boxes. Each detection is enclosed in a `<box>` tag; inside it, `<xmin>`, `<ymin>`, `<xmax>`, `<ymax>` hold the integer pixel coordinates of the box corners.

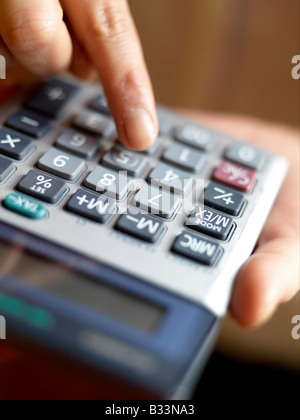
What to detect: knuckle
<box><xmin>86</xmin><ymin>2</ymin><xmax>131</xmax><ymax>42</ymax></box>
<box><xmin>3</xmin><ymin>10</ymin><xmax>58</xmax><ymax>54</ymax></box>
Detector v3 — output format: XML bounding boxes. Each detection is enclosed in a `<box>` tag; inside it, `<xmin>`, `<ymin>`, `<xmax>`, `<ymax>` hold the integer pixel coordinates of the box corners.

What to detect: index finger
<box><xmin>61</xmin><ymin>0</ymin><xmax>158</xmax><ymax>151</ymax></box>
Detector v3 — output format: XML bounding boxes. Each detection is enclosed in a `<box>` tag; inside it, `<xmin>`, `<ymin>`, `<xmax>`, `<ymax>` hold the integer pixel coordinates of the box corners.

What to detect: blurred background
<box><xmin>129</xmin><ymin>0</ymin><xmax>299</xmax><ymax>403</ymax></box>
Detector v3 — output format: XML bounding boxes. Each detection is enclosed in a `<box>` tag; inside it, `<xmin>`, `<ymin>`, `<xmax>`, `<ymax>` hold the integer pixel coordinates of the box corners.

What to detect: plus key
<box><xmin>213</xmin><ymin>160</ymin><xmax>256</xmax><ymax>193</ymax></box>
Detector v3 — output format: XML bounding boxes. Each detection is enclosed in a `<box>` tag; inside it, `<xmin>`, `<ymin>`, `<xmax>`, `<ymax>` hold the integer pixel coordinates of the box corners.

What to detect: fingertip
<box><xmin>121</xmin><ymin>107</ymin><xmax>158</xmax><ymax>151</ymax></box>
<box><xmin>230</xmin><ymin>254</ymin><xmax>282</xmax><ymax>328</ymax></box>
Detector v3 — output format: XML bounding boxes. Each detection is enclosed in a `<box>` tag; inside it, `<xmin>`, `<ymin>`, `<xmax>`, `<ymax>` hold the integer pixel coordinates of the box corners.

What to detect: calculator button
<box><xmin>102</xmin><ymin>146</ymin><xmax>148</xmax><ymax>177</ymax></box>
<box><xmin>0</xmin><ymin>128</ymin><xmax>34</xmax><ymax>160</ymax></box>
<box><xmin>89</xmin><ymin>94</ymin><xmax>111</xmax><ymax>115</ymax></box>
<box><xmin>37</xmin><ymin>148</ymin><xmax>86</xmax><ymax>181</ymax></box>
<box><xmin>173</xmin><ymin>123</ymin><xmax>216</xmax><ymax>152</ymax></box>
<box><xmin>0</xmin><ymin>157</ymin><xmax>15</xmax><ymax>183</ymax></box>
<box><xmin>186</xmin><ymin>206</ymin><xmax>234</xmax><ymax>240</ymax></box>
<box><xmin>172</xmin><ymin>231</ymin><xmax>222</xmax><ymax>266</ymax></box>
<box><xmin>4</xmin><ymin>193</ymin><xmax>47</xmax><ymax>220</ymax></box>
<box><xmin>17</xmin><ymin>170</ymin><xmax>68</xmax><ymax>204</ymax></box>
<box><xmin>133</xmin><ymin>184</ymin><xmax>181</xmax><ymax>219</ymax></box>
<box><xmin>148</xmin><ymin>163</ymin><xmax>193</xmax><ymax>196</ymax></box>
<box><xmin>56</xmin><ymin>128</ymin><xmax>100</xmax><ymax>159</ymax></box>
<box><xmin>204</xmin><ymin>182</ymin><xmax>245</xmax><ymax>216</ymax></box>
<box><xmin>25</xmin><ymin>79</ymin><xmax>79</xmax><ymax>118</ymax></box>
<box><xmin>163</xmin><ymin>143</ymin><xmax>205</xmax><ymax>173</ymax></box>
<box><xmin>74</xmin><ymin>109</ymin><xmax>114</xmax><ymax>137</ymax></box>
<box><xmin>225</xmin><ymin>144</ymin><xmax>265</xmax><ymax>171</ymax></box>
<box><xmin>157</xmin><ymin>110</ymin><xmax>173</xmax><ymax>136</ymax></box>
<box><xmin>84</xmin><ymin>166</ymin><xmax>132</xmax><ymax>200</ymax></box>
<box><xmin>66</xmin><ymin>189</ymin><xmax>116</xmax><ymax>224</ymax></box>
<box><xmin>6</xmin><ymin>109</ymin><xmax>51</xmax><ymax>139</ymax></box>
<box><xmin>116</xmin><ymin>211</ymin><xmax>166</xmax><ymax>243</ymax></box>
<box><xmin>213</xmin><ymin>161</ymin><xmax>256</xmax><ymax>193</ymax></box>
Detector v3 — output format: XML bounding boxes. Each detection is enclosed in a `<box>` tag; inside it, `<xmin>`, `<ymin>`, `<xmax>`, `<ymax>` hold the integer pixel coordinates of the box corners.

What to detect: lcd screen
<box><xmin>0</xmin><ymin>241</ymin><xmax>165</xmax><ymax>333</ymax></box>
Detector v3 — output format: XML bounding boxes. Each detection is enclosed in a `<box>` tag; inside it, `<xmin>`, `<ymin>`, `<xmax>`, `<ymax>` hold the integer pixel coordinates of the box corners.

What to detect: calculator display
<box><xmin>0</xmin><ymin>241</ymin><xmax>165</xmax><ymax>333</ymax></box>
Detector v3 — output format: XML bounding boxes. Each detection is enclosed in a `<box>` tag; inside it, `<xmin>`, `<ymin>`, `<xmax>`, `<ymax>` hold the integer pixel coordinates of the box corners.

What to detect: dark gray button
<box><xmin>0</xmin><ymin>128</ymin><xmax>34</xmax><ymax>160</ymax></box>
<box><xmin>6</xmin><ymin>109</ymin><xmax>51</xmax><ymax>139</ymax></box>
<box><xmin>172</xmin><ymin>231</ymin><xmax>222</xmax><ymax>266</ymax></box>
<box><xmin>204</xmin><ymin>182</ymin><xmax>244</xmax><ymax>216</ymax></box>
<box><xmin>187</xmin><ymin>206</ymin><xmax>234</xmax><ymax>240</ymax></box>
<box><xmin>116</xmin><ymin>138</ymin><xmax>162</xmax><ymax>156</ymax></box>
<box><xmin>148</xmin><ymin>163</ymin><xmax>193</xmax><ymax>196</ymax></box>
<box><xmin>84</xmin><ymin>166</ymin><xmax>132</xmax><ymax>200</ymax></box>
<box><xmin>157</xmin><ymin>109</ymin><xmax>174</xmax><ymax>136</ymax></box>
<box><xmin>89</xmin><ymin>94</ymin><xmax>111</xmax><ymax>115</ymax></box>
<box><xmin>163</xmin><ymin>143</ymin><xmax>205</xmax><ymax>173</ymax></box>
<box><xmin>17</xmin><ymin>170</ymin><xmax>68</xmax><ymax>204</ymax></box>
<box><xmin>66</xmin><ymin>189</ymin><xmax>116</xmax><ymax>223</ymax></box>
<box><xmin>116</xmin><ymin>211</ymin><xmax>166</xmax><ymax>243</ymax></box>
<box><xmin>225</xmin><ymin>144</ymin><xmax>265</xmax><ymax>171</ymax></box>
<box><xmin>0</xmin><ymin>156</ymin><xmax>15</xmax><ymax>183</ymax></box>
<box><xmin>25</xmin><ymin>79</ymin><xmax>79</xmax><ymax>118</ymax></box>
<box><xmin>37</xmin><ymin>148</ymin><xmax>86</xmax><ymax>181</ymax></box>
<box><xmin>133</xmin><ymin>184</ymin><xmax>181</xmax><ymax>219</ymax></box>
<box><xmin>74</xmin><ymin>110</ymin><xmax>114</xmax><ymax>137</ymax></box>
<box><xmin>56</xmin><ymin>128</ymin><xmax>100</xmax><ymax>159</ymax></box>
<box><xmin>173</xmin><ymin>123</ymin><xmax>216</xmax><ymax>152</ymax></box>
<box><xmin>102</xmin><ymin>146</ymin><xmax>148</xmax><ymax>177</ymax></box>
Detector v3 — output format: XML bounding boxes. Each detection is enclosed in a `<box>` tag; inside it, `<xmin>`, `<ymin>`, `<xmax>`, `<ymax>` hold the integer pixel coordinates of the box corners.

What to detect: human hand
<box><xmin>0</xmin><ymin>0</ymin><xmax>158</xmax><ymax>151</ymax></box>
<box><xmin>184</xmin><ymin>111</ymin><xmax>300</xmax><ymax>328</ymax></box>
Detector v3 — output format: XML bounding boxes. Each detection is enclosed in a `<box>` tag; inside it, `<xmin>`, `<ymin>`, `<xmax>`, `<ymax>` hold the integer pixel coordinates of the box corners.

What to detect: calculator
<box><xmin>0</xmin><ymin>76</ymin><xmax>288</xmax><ymax>399</ymax></box>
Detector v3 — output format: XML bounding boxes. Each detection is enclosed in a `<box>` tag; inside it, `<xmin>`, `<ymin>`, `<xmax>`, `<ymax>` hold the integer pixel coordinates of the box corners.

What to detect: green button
<box><xmin>4</xmin><ymin>193</ymin><xmax>47</xmax><ymax>220</ymax></box>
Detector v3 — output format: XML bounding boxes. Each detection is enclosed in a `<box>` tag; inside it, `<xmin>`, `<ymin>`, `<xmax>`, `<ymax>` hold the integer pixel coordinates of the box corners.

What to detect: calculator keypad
<box><xmin>133</xmin><ymin>184</ymin><xmax>181</xmax><ymax>219</ymax></box>
<box><xmin>56</xmin><ymin>128</ymin><xmax>100</xmax><ymax>159</ymax></box>
<box><xmin>0</xmin><ymin>77</ymin><xmax>277</xmax><ymax>275</ymax></box>
<box><xmin>66</xmin><ymin>189</ymin><xmax>116</xmax><ymax>224</ymax></box>
<box><xmin>172</xmin><ymin>231</ymin><xmax>222</xmax><ymax>266</ymax></box>
<box><xmin>0</xmin><ymin>156</ymin><xmax>15</xmax><ymax>183</ymax></box>
<box><xmin>17</xmin><ymin>170</ymin><xmax>68</xmax><ymax>204</ymax></box>
<box><xmin>6</xmin><ymin>109</ymin><xmax>51</xmax><ymax>139</ymax></box>
<box><xmin>84</xmin><ymin>166</ymin><xmax>132</xmax><ymax>200</ymax></box>
<box><xmin>186</xmin><ymin>206</ymin><xmax>234</xmax><ymax>240</ymax></box>
<box><xmin>37</xmin><ymin>148</ymin><xmax>86</xmax><ymax>182</ymax></box>
<box><xmin>163</xmin><ymin>143</ymin><xmax>205</xmax><ymax>173</ymax></box>
<box><xmin>74</xmin><ymin>109</ymin><xmax>114</xmax><ymax>137</ymax></box>
<box><xmin>102</xmin><ymin>146</ymin><xmax>148</xmax><ymax>177</ymax></box>
<box><xmin>225</xmin><ymin>144</ymin><xmax>265</xmax><ymax>171</ymax></box>
<box><xmin>116</xmin><ymin>211</ymin><xmax>166</xmax><ymax>243</ymax></box>
<box><xmin>25</xmin><ymin>78</ymin><xmax>79</xmax><ymax>118</ymax></box>
<box><xmin>148</xmin><ymin>163</ymin><xmax>193</xmax><ymax>196</ymax></box>
<box><xmin>204</xmin><ymin>182</ymin><xmax>245</xmax><ymax>216</ymax></box>
<box><xmin>0</xmin><ymin>128</ymin><xmax>34</xmax><ymax>160</ymax></box>
<box><xmin>173</xmin><ymin>123</ymin><xmax>216</xmax><ymax>152</ymax></box>
<box><xmin>213</xmin><ymin>160</ymin><xmax>256</xmax><ymax>193</ymax></box>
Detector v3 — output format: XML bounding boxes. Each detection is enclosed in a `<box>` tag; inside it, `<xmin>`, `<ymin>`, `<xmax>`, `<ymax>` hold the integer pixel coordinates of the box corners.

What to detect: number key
<box><xmin>37</xmin><ymin>148</ymin><xmax>86</xmax><ymax>181</ymax></box>
<box><xmin>102</xmin><ymin>146</ymin><xmax>148</xmax><ymax>177</ymax></box>
<box><xmin>84</xmin><ymin>166</ymin><xmax>132</xmax><ymax>200</ymax></box>
<box><xmin>56</xmin><ymin>128</ymin><xmax>100</xmax><ymax>159</ymax></box>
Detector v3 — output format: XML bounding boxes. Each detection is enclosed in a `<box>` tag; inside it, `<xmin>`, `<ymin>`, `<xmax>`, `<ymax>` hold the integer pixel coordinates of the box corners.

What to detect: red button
<box><xmin>213</xmin><ymin>161</ymin><xmax>256</xmax><ymax>192</ymax></box>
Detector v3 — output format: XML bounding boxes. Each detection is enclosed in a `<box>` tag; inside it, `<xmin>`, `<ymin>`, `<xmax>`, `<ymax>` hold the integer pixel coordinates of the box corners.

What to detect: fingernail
<box><xmin>123</xmin><ymin>108</ymin><xmax>157</xmax><ymax>151</ymax></box>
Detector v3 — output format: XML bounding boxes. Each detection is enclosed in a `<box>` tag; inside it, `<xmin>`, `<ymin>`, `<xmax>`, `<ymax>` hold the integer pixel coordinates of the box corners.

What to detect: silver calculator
<box><xmin>0</xmin><ymin>76</ymin><xmax>288</xmax><ymax>399</ymax></box>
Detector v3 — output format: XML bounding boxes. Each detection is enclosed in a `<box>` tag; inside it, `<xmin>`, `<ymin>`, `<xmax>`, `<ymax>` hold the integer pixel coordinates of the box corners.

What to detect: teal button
<box><xmin>4</xmin><ymin>193</ymin><xmax>47</xmax><ymax>220</ymax></box>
